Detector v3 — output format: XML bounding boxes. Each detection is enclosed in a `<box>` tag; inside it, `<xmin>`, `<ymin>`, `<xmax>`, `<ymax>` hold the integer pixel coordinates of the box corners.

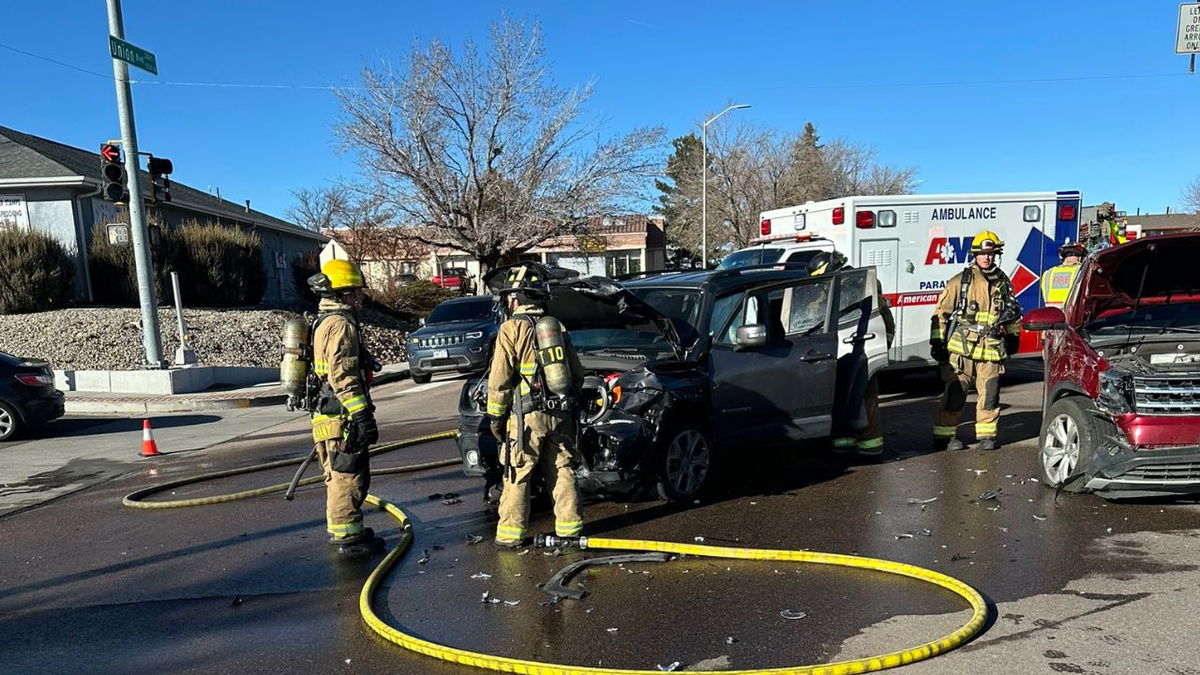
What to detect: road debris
<box><xmin>1033</xmin><ymin>514</ymin><xmax>1048</xmax><ymax>521</ymax></box>
<box><xmin>906</xmin><ymin>497</ymin><xmax>939</xmax><ymax>505</ymax></box>
<box><xmin>607</xmin><ymin>627</ymin><xmax>619</xmax><ymax>634</ymax></box>
<box><xmin>442</xmin><ymin>497</ymin><xmax>462</xmax><ymax>505</ymax></box>
<box><xmin>504</xmin><ymin>600</ymin><xmax>520</xmax><ymax>606</ymax></box>
<box><xmin>726</xmin><ymin>637</ymin><xmax>738</xmax><ymax>644</ymax></box>
<box><xmin>971</xmin><ymin>469</ymin><xmax>988</xmax><ymax>476</ymax></box>
<box><xmin>978</xmin><ymin>489</ymin><xmax>1002</xmax><ymax>501</ymax></box>
<box><xmin>417</xmin><ymin>550</ymin><xmax>430</xmax><ymax>564</ymax></box>
<box><xmin>481</xmin><ymin>591</ymin><xmax>501</xmax><ymax>604</ymax></box>
<box><xmin>780</xmin><ymin>609</ymin><xmax>807</xmax><ymax>620</ymax></box>
<box><xmin>471</xmin><ymin>572</ymin><xmax>493</xmax><ymax>579</ymax></box>
<box><xmin>465</xmin><ymin>534</ymin><xmax>485</xmax><ymax>545</ymax></box>
<box><xmin>656</xmin><ymin>662</ymin><xmax>681</xmax><ymax>672</ymax></box>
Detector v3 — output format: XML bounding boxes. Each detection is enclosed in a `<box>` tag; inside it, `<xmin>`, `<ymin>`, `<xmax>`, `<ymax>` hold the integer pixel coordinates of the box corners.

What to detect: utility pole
<box><xmin>105</xmin><ymin>0</ymin><xmax>163</xmax><ymax>367</ymax></box>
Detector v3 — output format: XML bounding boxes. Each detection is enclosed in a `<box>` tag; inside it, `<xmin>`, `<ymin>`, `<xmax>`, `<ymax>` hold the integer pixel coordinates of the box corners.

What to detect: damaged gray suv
<box><xmin>457</xmin><ymin>262</ymin><xmax>890</xmax><ymax>501</ymax></box>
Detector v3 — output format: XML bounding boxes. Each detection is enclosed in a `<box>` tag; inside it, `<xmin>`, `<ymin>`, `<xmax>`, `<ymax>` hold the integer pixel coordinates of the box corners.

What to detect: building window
<box><xmin>605</xmin><ymin>250</ymin><xmax>642</xmax><ymax>277</ymax></box>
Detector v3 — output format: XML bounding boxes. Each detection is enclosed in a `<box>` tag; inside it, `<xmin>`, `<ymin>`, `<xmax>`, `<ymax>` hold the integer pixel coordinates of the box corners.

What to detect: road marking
<box><xmin>404</xmin><ymin>380</ymin><xmax>456</xmax><ymax>394</ymax></box>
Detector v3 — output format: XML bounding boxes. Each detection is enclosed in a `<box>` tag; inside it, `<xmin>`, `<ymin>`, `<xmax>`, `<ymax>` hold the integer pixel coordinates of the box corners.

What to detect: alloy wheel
<box><xmin>1041</xmin><ymin>412</ymin><xmax>1080</xmax><ymax>485</ymax></box>
<box><xmin>0</xmin><ymin>406</ymin><xmax>13</xmax><ymax>440</ymax></box>
<box><xmin>663</xmin><ymin>429</ymin><xmax>711</xmax><ymax>497</ymax></box>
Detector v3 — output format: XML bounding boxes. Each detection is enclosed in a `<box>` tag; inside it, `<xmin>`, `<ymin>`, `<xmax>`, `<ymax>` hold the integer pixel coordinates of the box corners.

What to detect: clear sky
<box><xmin>3</xmin><ymin>1</ymin><xmax>1196</xmax><ymax>220</ymax></box>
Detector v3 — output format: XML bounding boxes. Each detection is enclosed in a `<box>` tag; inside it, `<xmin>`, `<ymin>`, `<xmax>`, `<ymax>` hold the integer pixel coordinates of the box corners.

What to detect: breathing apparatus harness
<box><xmin>945</xmin><ymin>263</ymin><xmax>1021</xmax><ymax>362</ymax></box>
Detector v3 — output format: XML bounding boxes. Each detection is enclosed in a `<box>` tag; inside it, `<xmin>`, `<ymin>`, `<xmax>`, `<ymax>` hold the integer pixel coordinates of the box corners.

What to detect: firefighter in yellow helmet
<box><xmin>929</xmin><ymin>230</ymin><xmax>1021</xmax><ymax>452</ymax></box>
<box><xmin>809</xmin><ymin>251</ymin><xmax>896</xmax><ymax>458</ymax></box>
<box><xmin>1040</xmin><ymin>241</ymin><xmax>1086</xmax><ymax>308</ymax></box>
<box><xmin>486</xmin><ymin>264</ymin><xmax>585</xmax><ymax>548</ymax></box>
<box><xmin>307</xmin><ymin>259</ymin><xmax>382</xmax><ymax>557</ymax></box>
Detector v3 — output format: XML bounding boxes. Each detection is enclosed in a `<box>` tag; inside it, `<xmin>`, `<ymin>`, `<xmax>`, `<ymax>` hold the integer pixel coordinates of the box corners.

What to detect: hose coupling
<box><xmin>535</xmin><ymin>534</ymin><xmax>588</xmax><ymax>550</ymax></box>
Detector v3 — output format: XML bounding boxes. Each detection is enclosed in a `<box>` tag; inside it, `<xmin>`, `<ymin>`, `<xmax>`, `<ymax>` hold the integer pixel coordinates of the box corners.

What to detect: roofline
<box><xmin>0</xmin><ymin>176</ymin><xmax>91</xmax><ymax>188</ymax></box>
<box><xmin>160</xmin><ymin>199</ymin><xmax>327</xmax><ymax>242</ymax></box>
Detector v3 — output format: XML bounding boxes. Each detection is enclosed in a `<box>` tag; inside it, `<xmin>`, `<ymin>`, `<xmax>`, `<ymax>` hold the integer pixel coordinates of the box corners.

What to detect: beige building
<box><xmin>321</xmin><ymin>215</ymin><xmax>666</xmax><ymax>289</ymax></box>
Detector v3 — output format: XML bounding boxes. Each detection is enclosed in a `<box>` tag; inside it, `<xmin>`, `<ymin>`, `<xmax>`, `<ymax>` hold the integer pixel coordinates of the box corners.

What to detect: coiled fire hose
<box><xmin>124</xmin><ymin>431</ymin><xmax>988</xmax><ymax>674</ymax></box>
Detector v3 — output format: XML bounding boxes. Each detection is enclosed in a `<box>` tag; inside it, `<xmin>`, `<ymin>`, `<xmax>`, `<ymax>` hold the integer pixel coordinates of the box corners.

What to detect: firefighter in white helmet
<box><xmin>486</xmin><ymin>264</ymin><xmax>585</xmax><ymax>548</ymax></box>
<box><xmin>929</xmin><ymin>230</ymin><xmax>1021</xmax><ymax>452</ymax></box>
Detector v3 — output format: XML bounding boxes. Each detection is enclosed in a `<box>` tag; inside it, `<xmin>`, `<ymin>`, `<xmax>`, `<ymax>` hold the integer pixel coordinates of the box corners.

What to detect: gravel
<box><xmin>0</xmin><ymin>306</ymin><xmax>412</xmax><ymax>370</ymax></box>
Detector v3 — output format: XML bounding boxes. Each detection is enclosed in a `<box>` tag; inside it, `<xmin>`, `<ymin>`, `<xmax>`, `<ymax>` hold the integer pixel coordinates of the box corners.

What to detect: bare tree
<box><xmin>287</xmin><ymin>186</ymin><xmax>349</xmax><ymax>232</ymax></box>
<box><xmin>656</xmin><ymin>119</ymin><xmax>918</xmax><ymax>262</ymax></box>
<box><xmin>334</xmin><ymin>18</ymin><xmax>663</xmax><ymax>284</ymax></box>
<box><xmin>1184</xmin><ymin>176</ymin><xmax>1200</xmax><ymax>214</ymax></box>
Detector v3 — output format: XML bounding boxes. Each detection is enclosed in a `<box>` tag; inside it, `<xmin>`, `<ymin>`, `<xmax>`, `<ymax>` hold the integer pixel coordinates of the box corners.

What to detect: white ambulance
<box><xmin>725</xmin><ymin>191</ymin><xmax>1082</xmax><ymax>368</ymax></box>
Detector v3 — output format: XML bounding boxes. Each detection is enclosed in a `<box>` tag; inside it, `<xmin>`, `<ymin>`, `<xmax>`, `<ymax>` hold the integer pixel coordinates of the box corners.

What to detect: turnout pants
<box><xmin>314</xmin><ymin>438</ymin><xmax>370</xmax><ymax>541</ymax></box>
<box><xmin>933</xmin><ymin>358</ymin><xmax>1003</xmax><ymax>440</ymax></box>
<box><xmin>496</xmin><ymin>410</ymin><xmax>582</xmax><ymax>545</ymax></box>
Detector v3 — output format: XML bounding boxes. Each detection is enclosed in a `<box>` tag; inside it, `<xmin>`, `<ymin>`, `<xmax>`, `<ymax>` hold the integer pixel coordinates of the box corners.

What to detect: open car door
<box><xmin>832</xmin><ymin>266</ymin><xmax>890</xmax><ymax>434</ymax></box>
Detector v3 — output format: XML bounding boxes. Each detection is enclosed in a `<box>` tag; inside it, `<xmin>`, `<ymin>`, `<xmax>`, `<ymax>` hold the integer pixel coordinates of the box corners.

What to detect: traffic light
<box><xmin>147</xmin><ymin>156</ymin><xmax>173</xmax><ymax>203</ymax></box>
<box><xmin>99</xmin><ymin>143</ymin><xmax>127</xmax><ymax>202</ymax></box>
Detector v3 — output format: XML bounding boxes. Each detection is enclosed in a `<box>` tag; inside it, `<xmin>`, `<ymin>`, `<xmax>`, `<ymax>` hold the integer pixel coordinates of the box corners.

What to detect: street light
<box><xmin>701</xmin><ymin>103</ymin><xmax>750</xmax><ymax>267</ymax></box>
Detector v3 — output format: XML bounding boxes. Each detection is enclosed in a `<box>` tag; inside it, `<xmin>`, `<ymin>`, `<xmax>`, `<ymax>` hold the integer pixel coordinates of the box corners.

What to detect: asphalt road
<box><xmin>1</xmin><ymin>365</ymin><xmax>1198</xmax><ymax>674</ymax></box>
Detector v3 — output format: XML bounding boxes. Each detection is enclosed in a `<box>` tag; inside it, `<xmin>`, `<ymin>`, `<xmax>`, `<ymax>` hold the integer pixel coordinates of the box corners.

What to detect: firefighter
<box><xmin>307</xmin><ymin>259</ymin><xmax>382</xmax><ymax>557</ymax></box>
<box><xmin>486</xmin><ymin>264</ymin><xmax>585</xmax><ymax>548</ymax></box>
<box><xmin>808</xmin><ymin>251</ymin><xmax>895</xmax><ymax>458</ymax></box>
<box><xmin>1040</xmin><ymin>241</ymin><xmax>1086</xmax><ymax>308</ymax></box>
<box><xmin>929</xmin><ymin>231</ymin><xmax>1021</xmax><ymax>452</ymax></box>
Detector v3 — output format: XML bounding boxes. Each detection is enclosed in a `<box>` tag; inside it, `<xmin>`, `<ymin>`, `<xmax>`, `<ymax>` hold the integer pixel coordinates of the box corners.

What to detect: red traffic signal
<box><xmin>100</xmin><ymin>143</ymin><xmax>121</xmax><ymax>163</ymax></box>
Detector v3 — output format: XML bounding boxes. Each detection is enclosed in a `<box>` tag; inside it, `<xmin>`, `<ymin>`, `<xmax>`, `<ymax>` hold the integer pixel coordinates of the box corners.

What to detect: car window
<box><xmin>837</xmin><ymin>269</ymin><xmax>869</xmax><ymax>317</ymax></box>
<box><xmin>763</xmin><ymin>277</ymin><xmax>834</xmax><ymax>339</ymax></box>
<box><xmin>427</xmin><ymin>299</ymin><xmax>496</xmax><ymax>323</ymax></box>
<box><xmin>783</xmin><ymin>250</ymin><xmax>823</xmax><ymax>270</ymax></box>
<box><xmin>709</xmin><ymin>292</ymin><xmax>742</xmax><ymax>338</ymax></box>
<box><xmin>715</xmin><ymin>248</ymin><xmax>784</xmax><ymax>270</ymax></box>
<box><xmin>714</xmin><ymin>294</ymin><xmax>760</xmax><ymax>345</ymax></box>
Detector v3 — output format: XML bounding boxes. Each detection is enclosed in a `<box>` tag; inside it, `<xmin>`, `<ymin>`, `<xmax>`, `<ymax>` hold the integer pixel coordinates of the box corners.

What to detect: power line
<box><xmin>0</xmin><ymin>42</ymin><xmax>112</xmax><ymax>80</ymax></box>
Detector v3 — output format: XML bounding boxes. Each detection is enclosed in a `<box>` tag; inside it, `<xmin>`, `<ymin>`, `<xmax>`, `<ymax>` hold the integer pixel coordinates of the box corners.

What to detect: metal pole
<box><xmin>701</xmin><ymin>124</ymin><xmax>707</xmax><ymax>268</ymax></box>
<box><xmin>170</xmin><ymin>271</ymin><xmax>195</xmax><ymax>365</ymax></box>
<box><xmin>106</xmin><ymin>0</ymin><xmax>163</xmax><ymax>368</ymax></box>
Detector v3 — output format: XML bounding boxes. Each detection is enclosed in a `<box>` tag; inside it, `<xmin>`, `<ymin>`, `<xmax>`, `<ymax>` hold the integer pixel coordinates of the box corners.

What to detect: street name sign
<box><xmin>109</xmin><ymin>35</ymin><xmax>158</xmax><ymax>74</ymax></box>
<box><xmin>1178</xmin><ymin>3</ymin><xmax>1200</xmax><ymax>54</ymax></box>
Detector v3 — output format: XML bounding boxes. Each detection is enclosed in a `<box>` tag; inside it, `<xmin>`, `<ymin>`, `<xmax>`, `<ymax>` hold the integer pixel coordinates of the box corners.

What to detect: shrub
<box><xmin>368</xmin><ymin>279</ymin><xmax>455</xmax><ymax>318</ymax></box>
<box><xmin>165</xmin><ymin>221</ymin><xmax>265</xmax><ymax>306</ymax></box>
<box><xmin>0</xmin><ymin>229</ymin><xmax>75</xmax><ymax>314</ymax></box>
<box><xmin>292</xmin><ymin>249</ymin><xmax>321</xmax><ymax>302</ymax></box>
<box><xmin>88</xmin><ymin>222</ymin><xmax>163</xmax><ymax>305</ymax></box>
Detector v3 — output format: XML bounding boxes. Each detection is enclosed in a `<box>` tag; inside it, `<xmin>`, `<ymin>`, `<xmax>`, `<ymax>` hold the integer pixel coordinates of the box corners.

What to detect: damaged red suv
<box><xmin>1023</xmin><ymin>233</ymin><xmax>1200</xmax><ymax>498</ymax></box>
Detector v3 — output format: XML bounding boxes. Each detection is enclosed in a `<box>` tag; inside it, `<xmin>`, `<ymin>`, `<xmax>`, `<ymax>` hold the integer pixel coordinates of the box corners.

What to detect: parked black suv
<box><xmin>457</xmin><ymin>263</ymin><xmax>890</xmax><ymax>501</ymax></box>
<box><xmin>407</xmin><ymin>296</ymin><xmax>502</xmax><ymax>384</ymax></box>
<box><xmin>0</xmin><ymin>350</ymin><xmax>65</xmax><ymax>441</ymax></box>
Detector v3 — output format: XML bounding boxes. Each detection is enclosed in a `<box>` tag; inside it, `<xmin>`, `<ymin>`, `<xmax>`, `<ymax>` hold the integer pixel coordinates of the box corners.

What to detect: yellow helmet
<box><xmin>310</xmin><ymin>259</ymin><xmax>366</xmax><ymax>293</ymax></box>
<box><xmin>970</xmin><ymin>230</ymin><xmax>1004</xmax><ymax>255</ymax></box>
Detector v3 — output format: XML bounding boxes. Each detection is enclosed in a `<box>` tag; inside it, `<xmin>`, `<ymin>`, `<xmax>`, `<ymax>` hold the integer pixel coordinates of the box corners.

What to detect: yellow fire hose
<box><xmin>124</xmin><ymin>431</ymin><xmax>988</xmax><ymax>674</ymax></box>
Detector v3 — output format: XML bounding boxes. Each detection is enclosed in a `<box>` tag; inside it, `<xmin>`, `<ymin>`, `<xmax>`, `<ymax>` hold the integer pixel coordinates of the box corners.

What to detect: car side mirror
<box><xmin>734</xmin><ymin>324</ymin><xmax>768</xmax><ymax>350</ymax></box>
<box><xmin>418</xmin><ymin>317</ymin><xmax>426</xmax><ymax>327</ymax></box>
<box><xmin>1023</xmin><ymin>307</ymin><xmax>1066</xmax><ymax>331</ymax></box>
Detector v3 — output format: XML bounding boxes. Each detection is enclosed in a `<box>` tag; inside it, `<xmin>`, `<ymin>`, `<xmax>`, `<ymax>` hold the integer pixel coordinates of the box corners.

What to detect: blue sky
<box><xmin>2</xmin><ymin>1</ymin><xmax>1196</xmax><ymax>219</ymax></box>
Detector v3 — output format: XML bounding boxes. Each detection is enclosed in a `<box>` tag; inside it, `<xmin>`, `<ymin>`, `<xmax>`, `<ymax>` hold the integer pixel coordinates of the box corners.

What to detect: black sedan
<box><xmin>0</xmin><ymin>351</ymin><xmax>65</xmax><ymax>441</ymax></box>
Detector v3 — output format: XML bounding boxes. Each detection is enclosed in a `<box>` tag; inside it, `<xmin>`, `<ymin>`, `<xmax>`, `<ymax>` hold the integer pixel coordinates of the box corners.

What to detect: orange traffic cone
<box><xmin>141</xmin><ymin>419</ymin><xmax>161</xmax><ymax>457</ymax></box>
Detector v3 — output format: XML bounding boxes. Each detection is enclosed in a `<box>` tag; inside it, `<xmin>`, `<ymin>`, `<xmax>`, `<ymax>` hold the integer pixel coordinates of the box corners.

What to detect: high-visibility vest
<box><xmin>1040</xmin><ymin>264</ymin><xmax>1080</xmax><ymax>307</ymax></box>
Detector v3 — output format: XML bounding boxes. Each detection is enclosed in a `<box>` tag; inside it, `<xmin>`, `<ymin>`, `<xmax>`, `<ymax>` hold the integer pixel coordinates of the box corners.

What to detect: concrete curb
<box><xmin>64</xmin><ymin>364</ymin><xmax>411</xmax><ymax>415</ymax></box>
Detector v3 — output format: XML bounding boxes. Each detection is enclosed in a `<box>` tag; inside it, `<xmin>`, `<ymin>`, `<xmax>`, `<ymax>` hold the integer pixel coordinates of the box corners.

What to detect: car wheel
<box><xmin>655</xmin><ymin>425</ymin><xmax>715</xmax><ymax>501</ymax></box>
<box><xmin>411</xmin><ymin>371</ymin><xmax>432</xmax><ymax>384</ymax></box>
<box><xmin>0</xmin><ymin>402</ymin><xmax>23</xmax><ymax>442</ymax></box>
<box><xmin>1038</xmin><ymin>396</ymin><xmax>1108</xmax><ymax>493</ymax></box>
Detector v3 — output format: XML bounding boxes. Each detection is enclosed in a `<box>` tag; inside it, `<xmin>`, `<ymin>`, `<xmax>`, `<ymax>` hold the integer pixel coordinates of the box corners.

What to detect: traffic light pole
<box><xmin>105</xmin><ymin>0</ymin><xmax>163</xmax><ymax>368</ymax></box>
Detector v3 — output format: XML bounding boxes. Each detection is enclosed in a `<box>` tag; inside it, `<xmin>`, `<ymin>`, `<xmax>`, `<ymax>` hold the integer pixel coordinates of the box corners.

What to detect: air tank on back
<box><xmin>534</xmin><ymin>315</ymin><xmax>573</xmax><ymax>396</ymax></box>
<box><xmin>279</xmin><ymin>317</ymin><xmax>311</xmax><ymax>399</ymax></box>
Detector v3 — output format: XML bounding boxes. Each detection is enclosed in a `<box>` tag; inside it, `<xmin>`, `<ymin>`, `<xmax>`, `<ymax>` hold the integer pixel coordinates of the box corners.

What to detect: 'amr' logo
<box><xmin>925</xmin><ymin>236</ymin><xmax>973</xmax><ymax>265</ymax></box>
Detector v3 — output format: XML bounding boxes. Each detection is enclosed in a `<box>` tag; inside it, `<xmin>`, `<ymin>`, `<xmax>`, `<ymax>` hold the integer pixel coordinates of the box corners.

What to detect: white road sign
<box><xmin>1178</xmin><ymin>3</ymin><xmax>1200</xmax><ymax>54</ymax></box>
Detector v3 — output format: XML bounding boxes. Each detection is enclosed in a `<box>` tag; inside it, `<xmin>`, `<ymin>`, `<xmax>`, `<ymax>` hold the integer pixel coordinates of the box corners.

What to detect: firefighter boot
<box><xmin>947</xmin><ymin>438</ymin><xmax>967</xmax><ymax>451</ymax></box>
<box><xmin>978</xmin><ymin>438</ymin><xmax>1000</xmax><ymax>451</ymax></box>
<box><xmin>332</xmin><ymin>527</ymin><xmax>385</xmax><ymax>558</ymax></box>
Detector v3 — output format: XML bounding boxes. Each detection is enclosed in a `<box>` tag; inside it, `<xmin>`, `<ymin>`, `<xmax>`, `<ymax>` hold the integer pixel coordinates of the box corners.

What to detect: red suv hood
<box><xmin>1071</xmin><ymin>233</ymin><xmax>1200</xmax><ymax>326</ymax></box>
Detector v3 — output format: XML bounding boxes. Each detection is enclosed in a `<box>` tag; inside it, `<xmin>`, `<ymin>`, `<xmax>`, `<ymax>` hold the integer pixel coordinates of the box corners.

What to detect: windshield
<box><xmin>630</xmin><ymin>288</ymin><xmax>701</xmax><ymax>348</ymax></box>
<box><xmin>716</xmin><ymin>247</ymin><xmax>784</xmax><ymax>270</ymax></box>
<box><xmin>1084</xmin><ymin>301</ymin><xmax>1200</xmax><ymax>337</ymax></box>
<box><xmin>427</xmin><ymin>299</ymin><xmax>495</xmax><ymax>323</ymax></box>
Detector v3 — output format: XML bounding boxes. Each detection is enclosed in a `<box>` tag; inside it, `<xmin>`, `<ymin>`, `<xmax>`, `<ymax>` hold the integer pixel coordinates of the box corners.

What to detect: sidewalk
<box><xmin>64</xmin><ymin>362</ymin><xmax>410</xmax><ymax>414</ymax></box>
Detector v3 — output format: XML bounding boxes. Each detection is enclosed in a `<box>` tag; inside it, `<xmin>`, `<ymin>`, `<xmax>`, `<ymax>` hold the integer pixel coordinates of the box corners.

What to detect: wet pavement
<box><xmin>1</xmin><ymin>366</ymin><xmax>1198</xmax><ymax>673</ymax></box>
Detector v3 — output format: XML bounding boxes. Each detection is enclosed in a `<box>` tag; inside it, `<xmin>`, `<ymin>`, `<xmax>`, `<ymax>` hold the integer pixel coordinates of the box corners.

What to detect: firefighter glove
<box><xmin>1004</xmin><ymin>334</ymin><xmax>1021</xmax><ymax>358</ymax></box>
<box><xmin>351</xmin><ymin>410</ymin><xmax>379</xmax><ymax>447</ymax></box>
<box><xmin>489</xmin><ymin>416</ymin><xmax>508</xmax><ymax>441</ymax></box>
<box><xmin>930</xmin><ymin>340</ymin><xmax>949</xmax><ymax>363</ymax></box>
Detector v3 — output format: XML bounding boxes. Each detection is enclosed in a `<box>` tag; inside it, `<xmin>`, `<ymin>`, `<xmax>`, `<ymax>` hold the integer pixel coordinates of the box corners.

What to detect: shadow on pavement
<box><xmin>32</xmin><ymin>414</ymin><xmax>223</xmax><ymax>439</ymax></box>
